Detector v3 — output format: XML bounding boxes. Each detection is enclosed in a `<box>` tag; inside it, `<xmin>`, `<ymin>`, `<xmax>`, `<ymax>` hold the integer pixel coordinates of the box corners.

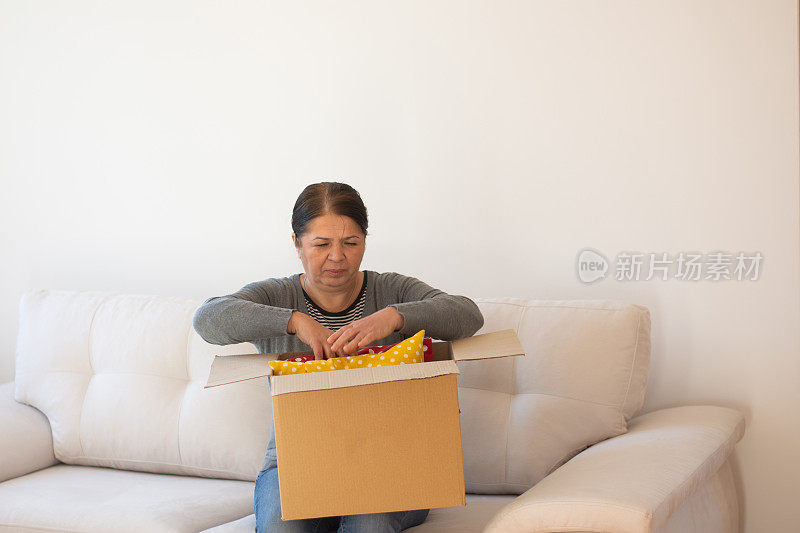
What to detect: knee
<box><xmin>403</xmin><ymin>508</ymin><xmax>430</xmax><ymax>529</ymax></box>
<box><xmin>339</xmin><ymin>511</ymin><xmax>403</xmax><ymax>533</ymax></box>
<box><xmin>254</xmin><ymin>468</ymin><xmax>334</xmax><ymax>533</ymax></box>
<box><xmin>339</xmin><ymin>508</ymin><xmax>431</xmax><ymax>532</ymax></box>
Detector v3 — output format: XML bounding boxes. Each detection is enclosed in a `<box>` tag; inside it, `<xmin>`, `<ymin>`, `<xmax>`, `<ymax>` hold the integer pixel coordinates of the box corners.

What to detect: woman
<box><xmin>193</xmin><ymin>182</ymin><xmax>484</xmax><ymax>533</ymax></box>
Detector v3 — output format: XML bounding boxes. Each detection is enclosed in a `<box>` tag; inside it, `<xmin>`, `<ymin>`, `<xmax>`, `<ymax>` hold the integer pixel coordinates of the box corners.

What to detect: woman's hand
<box><xmin>327</xmin><ymin>306</ymin><xmax>405</xmax><ymax>357</ymax></box>
<box><xmin>286</xmin><ymin>311</ymin><xmax>338</xmax><ymax>361</ymax></box>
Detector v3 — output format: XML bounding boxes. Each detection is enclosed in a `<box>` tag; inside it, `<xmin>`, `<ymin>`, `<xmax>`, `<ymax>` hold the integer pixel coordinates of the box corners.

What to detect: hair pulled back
<box><xmin>292</xmin><ymin>182</ymin><xmax>369</xmax><ymax>247</ymax></box>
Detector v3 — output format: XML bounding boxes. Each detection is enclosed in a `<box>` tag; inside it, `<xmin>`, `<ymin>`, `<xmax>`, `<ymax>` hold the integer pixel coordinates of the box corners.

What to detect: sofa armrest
<box><xmin>484</xmin><ymin>405</ymin><xmax>746</xmax><ymax>533</ymax></box>
<box><xmin>0</xmin><ymin>381</ymin><xmax>58</xmax><ymax>482</ymax></box>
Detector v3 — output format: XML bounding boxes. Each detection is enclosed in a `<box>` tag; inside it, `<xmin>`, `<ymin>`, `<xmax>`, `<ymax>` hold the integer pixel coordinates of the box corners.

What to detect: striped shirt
<box><xmin>300</xmin><ymin>271</ymin><xmax>367</xmax><ymax>330</ymax></box>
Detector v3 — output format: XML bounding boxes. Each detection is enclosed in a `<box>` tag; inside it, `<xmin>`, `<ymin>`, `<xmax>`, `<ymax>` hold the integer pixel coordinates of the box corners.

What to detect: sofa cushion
<box><xmin>14</xmin><ymin>289</ymin><xmax>269</xmax><ymax>480</ymax></box>
<box><xmin>460</xmin><ymin>298</ymin><xmax>651</xmax><ymax>494</ymax></box>
<box><xmin>0</xmin><ymin>464</ymin><xmax>254</xmax><ymax>532</ymax></box>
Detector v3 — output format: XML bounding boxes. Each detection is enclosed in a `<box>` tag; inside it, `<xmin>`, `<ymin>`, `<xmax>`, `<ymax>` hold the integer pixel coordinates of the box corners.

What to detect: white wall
<box><xmin>1</xmin><ymin>1</ymin><xmax>797</xmax><ymax>531</ymax></box>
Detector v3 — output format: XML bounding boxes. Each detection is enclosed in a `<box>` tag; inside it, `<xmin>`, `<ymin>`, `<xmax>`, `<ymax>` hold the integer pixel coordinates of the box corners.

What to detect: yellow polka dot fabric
<box><xmin>269</xmin><ymin>330</ymin><xmax>426</xmax><ymax>375</ymax></box>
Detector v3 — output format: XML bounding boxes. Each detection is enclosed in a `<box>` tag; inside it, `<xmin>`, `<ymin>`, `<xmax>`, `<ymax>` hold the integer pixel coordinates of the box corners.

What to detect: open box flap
<box><xmin>270</xmin><ymin>360</ymin><xmax>460</xmax><ymax>396</ymax></box>
<box><xmin>450</xmin><ymin>329</ymin><xmax>525</xmax><ymax>361</ymax></box>
<box><xmin>205</xmin><ymin>349</ymin><xmax>320</xmax><ymax>388</ymax></box>
<box><xmin>204</xmin><ymin>353</ymin><xmax>278</xmax><ymax>388</ymax></box>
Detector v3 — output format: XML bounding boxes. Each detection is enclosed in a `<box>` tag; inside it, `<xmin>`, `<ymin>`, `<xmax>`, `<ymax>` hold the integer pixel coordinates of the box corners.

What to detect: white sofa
<box><xmin>0</xmin><ymin>290</ymin><xmax>745</xmax><ymax>533</ymax></box>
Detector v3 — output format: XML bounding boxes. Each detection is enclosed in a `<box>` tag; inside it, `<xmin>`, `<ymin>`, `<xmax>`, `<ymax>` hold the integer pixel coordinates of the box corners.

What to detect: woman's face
<box><xmin>293</xmin><ymin>213</ymin><xmax>366</xmax><ymax>291</ymax></box>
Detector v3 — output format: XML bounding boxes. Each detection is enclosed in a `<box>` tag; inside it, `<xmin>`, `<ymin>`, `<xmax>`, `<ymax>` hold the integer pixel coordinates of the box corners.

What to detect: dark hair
<box><xmin>292</xmin><ymin>182</ymin><xmax>369</xmax><ymax>247</ymax></box>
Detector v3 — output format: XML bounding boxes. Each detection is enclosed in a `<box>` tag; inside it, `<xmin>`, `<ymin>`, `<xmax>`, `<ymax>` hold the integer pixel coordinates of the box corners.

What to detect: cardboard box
<box><xmin>205</xmin><ymin>328</ymin><xmax>525</xmax><ymax>520</ymax></box>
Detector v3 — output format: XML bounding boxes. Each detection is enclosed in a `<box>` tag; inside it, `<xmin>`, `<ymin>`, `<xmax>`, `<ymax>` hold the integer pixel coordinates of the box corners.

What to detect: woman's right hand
<box><xmin>286</xmin><ymin>311</ymin><xmax>340</xmax><ymax>360</ymax></box>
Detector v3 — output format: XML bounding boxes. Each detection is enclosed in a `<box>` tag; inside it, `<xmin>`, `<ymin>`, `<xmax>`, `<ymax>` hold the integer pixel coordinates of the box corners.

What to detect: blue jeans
<box><xmin>254</xmin><ymin>466</ymin><xmax>430</xmax><ymax>532</ymax></box>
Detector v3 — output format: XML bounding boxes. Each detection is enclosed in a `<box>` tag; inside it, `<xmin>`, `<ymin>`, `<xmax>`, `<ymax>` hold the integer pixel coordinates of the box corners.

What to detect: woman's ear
<box><xmin>292</xmin><ymin>233</ymin><xmax>302</xmax><ymax>257</ymax></box>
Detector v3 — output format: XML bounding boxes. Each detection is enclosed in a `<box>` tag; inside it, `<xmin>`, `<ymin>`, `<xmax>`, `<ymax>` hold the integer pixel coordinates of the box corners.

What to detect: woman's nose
<box><xmin>328</xmin><ymin>244</ymin><xmax>345</xmax><ymax>259</ymax></box>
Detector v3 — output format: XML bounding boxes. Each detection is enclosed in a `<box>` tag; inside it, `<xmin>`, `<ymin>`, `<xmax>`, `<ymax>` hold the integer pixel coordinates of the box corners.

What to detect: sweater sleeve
<box><xmin>382</xmin><ymin>272</ymin><xmax>484</xmax><ymax>341</ymax></box>
<box><xmin>192</xmin><ymin>279</ymin><xmax>296</xmax><ymax>346</ymax></box>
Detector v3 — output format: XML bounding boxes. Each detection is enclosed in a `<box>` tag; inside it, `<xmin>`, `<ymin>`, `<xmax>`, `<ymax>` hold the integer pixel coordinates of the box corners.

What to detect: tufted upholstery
<box><xmin>461</xmin><ymin>297</ymin><xmax>651</xmax><ymax>494</ymax></box>
<box><xmin>13</xmin><ymin>290</ymin><xmax>650</xmax><ymax>493</ymax></box>
<box><xmin>14</xmin><ymin>289</ymin><xmax>268</xmax><ymax>481</ymax></box>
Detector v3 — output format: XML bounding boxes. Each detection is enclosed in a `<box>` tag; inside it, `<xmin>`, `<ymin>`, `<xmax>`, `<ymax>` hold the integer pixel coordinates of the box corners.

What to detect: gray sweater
<box><xmin>192</xmin><ymin>269</ymin><xmax>484</xmax><ymax>471</ymax></box>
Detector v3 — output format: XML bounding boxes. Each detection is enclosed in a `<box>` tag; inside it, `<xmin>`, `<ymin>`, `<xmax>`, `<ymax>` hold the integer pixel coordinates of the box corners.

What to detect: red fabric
<box><xmin>287</xmin><ymin>337</ymin><xmax>433</xmax><ymax>363</ymax></box>
<box><xmin>287</xmin><ymin>355</ymin><xmax>315</xmax><ymax>362</ymax></box>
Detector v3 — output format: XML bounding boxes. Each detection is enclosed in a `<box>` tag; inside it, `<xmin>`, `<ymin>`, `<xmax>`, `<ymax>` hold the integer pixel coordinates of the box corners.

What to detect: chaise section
<box><xmin>483</xmin><ymin>405</ymin><xmax>746</xmax><ymax>533</ymax></box>
<box><xmin>0</xmin><ymin>381</ymin><xmax>57</xmax><ymax>483</ymax></box>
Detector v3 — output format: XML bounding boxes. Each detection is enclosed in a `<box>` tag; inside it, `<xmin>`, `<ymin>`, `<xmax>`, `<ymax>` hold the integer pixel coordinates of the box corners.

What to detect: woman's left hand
<box><xmin>327</xmin><ymin>306</ymin><xmax>405</xmax><ymax>357</ymax></box>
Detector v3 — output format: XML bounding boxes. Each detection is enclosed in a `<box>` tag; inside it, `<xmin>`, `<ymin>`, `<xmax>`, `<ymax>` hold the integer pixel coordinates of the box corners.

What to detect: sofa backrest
<box><xmin>462</xmin><ymin>297</ymin><xmax>651</xmax><ymax>494</ymax></box>
<box><xmin>14</xmin><ymin>289</ymin><xmax>267</xmax><ymax>481</ymax></box>
<box><xmin>14</xmin><ymin>290</ymin><xmax>650</xmax><ymax>490</ymax></box>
